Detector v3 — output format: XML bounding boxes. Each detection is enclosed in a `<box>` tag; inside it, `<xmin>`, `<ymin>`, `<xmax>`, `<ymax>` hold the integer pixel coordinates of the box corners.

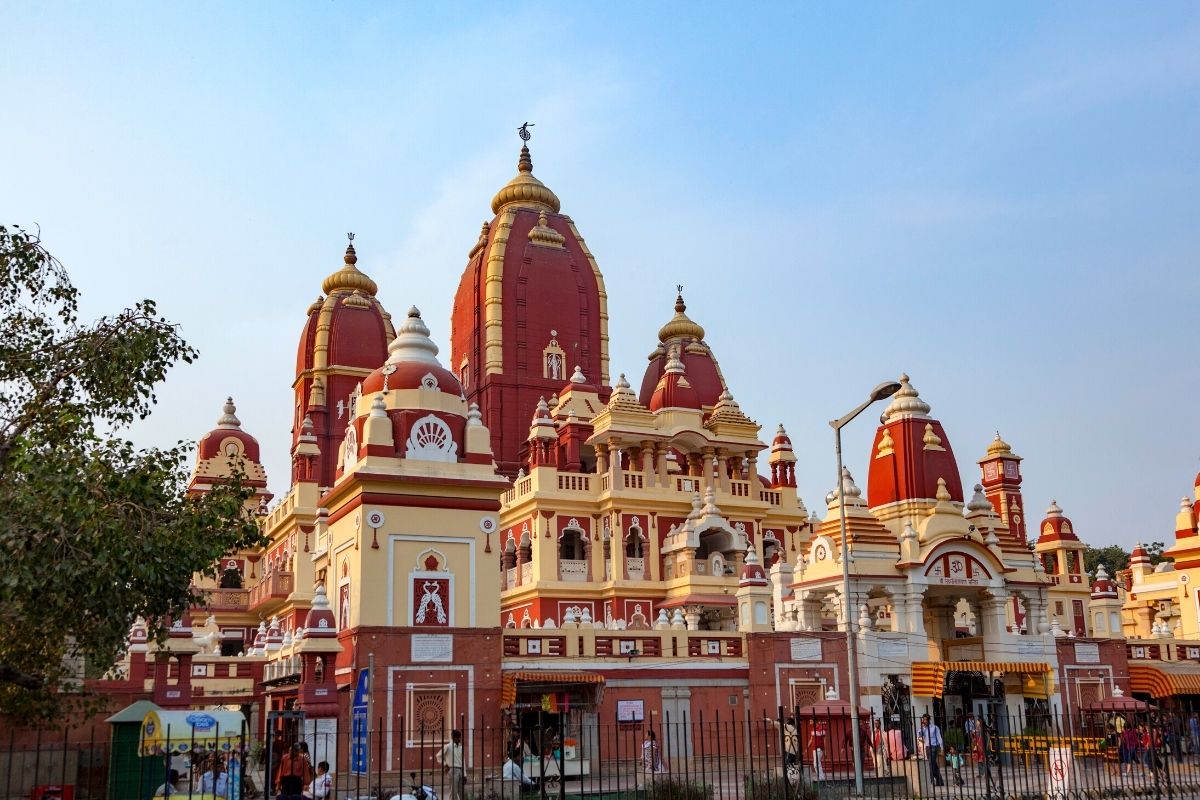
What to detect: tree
<box><xmin>1083</xmin><ymin>545</ymin><xmax>1131</xmax><ymax>577</ymax></box>
<box><xmin>1083</xmin><ymin>541</ymin><xmax>1168</xmax><ymax>577</ymax></box>
<box><xmin>0</xmin><ymin>225</ymin><xmax>264</xmax><ymax>720</ymax></box>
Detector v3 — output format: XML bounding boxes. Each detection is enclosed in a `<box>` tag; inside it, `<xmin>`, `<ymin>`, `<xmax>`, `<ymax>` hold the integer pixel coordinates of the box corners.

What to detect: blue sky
<box><xmin>3</xmin><ymin>4</ymin><xmax>1198</xmax><ymax>550</ymax></box>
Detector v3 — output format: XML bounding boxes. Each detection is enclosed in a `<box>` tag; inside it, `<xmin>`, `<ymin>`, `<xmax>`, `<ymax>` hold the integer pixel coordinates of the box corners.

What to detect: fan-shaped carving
<box><xmin>405</xmin><ymin>414</ymin><xmax>458</xmax><ymax>463</ymax></box>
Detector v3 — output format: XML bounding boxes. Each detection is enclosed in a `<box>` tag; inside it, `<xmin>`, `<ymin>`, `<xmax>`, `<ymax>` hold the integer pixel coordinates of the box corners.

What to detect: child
<box><xmin>946</xmin><ymin>746</ymin><xmax>965</xmax><ymax>786</ymax></box>
<box><xmin>311</xmin><ymin>761</ymin><xmax>333</xmax><ymax>800</ymax></box>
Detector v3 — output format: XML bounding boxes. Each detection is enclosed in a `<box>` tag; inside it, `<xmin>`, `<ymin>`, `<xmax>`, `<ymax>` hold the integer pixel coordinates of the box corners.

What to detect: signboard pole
<box><xmin>350</xmin><ymin>658</ymin><xmax>373</xmax><ymax>776</ymax></box>
<box><xmin>367</xmin><ymin>653</ymin><xmax>374</xmax><ymax>778</ymax></box>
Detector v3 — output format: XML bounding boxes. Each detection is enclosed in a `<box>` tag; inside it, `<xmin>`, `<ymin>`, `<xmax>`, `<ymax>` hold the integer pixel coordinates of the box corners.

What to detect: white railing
<box><xmin>560</xmin><ymin>560</ymin><xmax>588</xmax><ymax>581</ymax></box>
<box><xmin>626</xmin><ymin>557</ymin><xmax>645</xmax><ymax>580</ymax></box>
<box><xmin>521</xmin><ymin>563</ymin><xmax>533</xmax><ymax>584</ymax></box>
<box><xmin>506</xmin><ymin>568</ymin><xmax>517</xmax><ymax>587</ymax></box>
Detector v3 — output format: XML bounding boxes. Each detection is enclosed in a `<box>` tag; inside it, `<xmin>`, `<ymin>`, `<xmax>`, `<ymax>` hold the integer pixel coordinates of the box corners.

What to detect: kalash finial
<box><xmin>517</xmin><ymin>122</ymin><xmax>535</xmax><ymax>173</ymax></box>
<box><xmin>323</xmin><ymin>232</ymin><xmax>377</xmax><ymax>295</ymax></box>
<box><xmin>492</xmin><ymin>122</ymin><xmax>559</xmax><ymax>214</ymax></box>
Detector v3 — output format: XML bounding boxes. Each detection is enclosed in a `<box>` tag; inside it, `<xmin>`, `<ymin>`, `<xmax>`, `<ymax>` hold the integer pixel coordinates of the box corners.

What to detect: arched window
<box><xmin>625</xmin><ymin>526</ymin><xmax>644</xmax><ymax>558</ymax></box>
<box><xmin>560</xmin><ymin>529</ymin><xmax>586</xmax><ymax>561</ymax></box>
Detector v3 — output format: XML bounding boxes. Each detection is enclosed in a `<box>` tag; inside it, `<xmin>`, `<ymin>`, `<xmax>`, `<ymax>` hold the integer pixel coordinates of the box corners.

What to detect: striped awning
<box><xmin>500</xmin><ymin>670</ymin><xmax>606</xmax><ymax>708</ymax></box>
<box><xmin>1129</xmin><ymin>664</ymin><xmax>1200</xmax><ymax>698</ymax></box>
<box><xmin>912</xmin><ymin>661</ymin><xmax>1053</xmax><ymax>699</ymax></box>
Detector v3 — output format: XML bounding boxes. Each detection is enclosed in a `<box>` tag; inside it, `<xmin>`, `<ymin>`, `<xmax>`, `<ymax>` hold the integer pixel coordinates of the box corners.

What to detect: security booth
<box><xmin>138</xmin><ymin>708</ymin><xmax>249</xmax><ymax>797</ymax></box>
<box><xmin>107</xmin><ymin>700</ymin><xmax>163</xmax><ymax>800</ymax></box>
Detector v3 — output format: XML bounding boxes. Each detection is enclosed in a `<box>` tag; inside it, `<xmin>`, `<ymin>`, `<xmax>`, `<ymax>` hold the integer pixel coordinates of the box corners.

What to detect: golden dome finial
<box><xmin>987</xmin><ymin>431</ymin><xmax>1013</xmax><ymax>456</ymax></box>
<box><xmin>491</xmin><ymin>128</ymin><xmax>561</xmax><ymax>215</ymax></box>
<box><xmin>657</xmin><ymin>286</ymin><xmax>705</xmax><ymax>343</ymax></box>
<box><xmin>322</xmin><ymin>233</ymin><xmax>378</xmax><ymax>296</ymax></box>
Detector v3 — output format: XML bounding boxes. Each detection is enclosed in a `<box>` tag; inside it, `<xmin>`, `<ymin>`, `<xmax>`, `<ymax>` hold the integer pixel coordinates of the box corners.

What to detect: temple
<box><xmin>86</xmin><ymin>138</ymin><xmax>1200</xmax><ymax>780</ymax></box>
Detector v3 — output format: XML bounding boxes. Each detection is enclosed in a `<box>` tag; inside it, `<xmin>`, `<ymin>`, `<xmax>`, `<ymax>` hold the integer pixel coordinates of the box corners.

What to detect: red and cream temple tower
<box><xmin>92</xmin><ymin>136</ymin><xmax>1200</xmax><ymax>772</ymax></box>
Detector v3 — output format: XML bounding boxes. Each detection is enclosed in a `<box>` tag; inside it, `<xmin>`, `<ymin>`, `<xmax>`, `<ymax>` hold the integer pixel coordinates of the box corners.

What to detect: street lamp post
<box><xmin>830</xmin><ymin>379</ymin><xmax>901</xmax><ymax>796</ymax></box>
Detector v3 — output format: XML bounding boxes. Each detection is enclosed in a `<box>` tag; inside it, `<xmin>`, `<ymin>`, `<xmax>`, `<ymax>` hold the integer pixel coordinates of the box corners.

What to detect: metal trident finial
<box><xmin>347</xmin><ymin>232</ymin><xmax>355</xmax><ymax>243</ymax></box>
<box><xmin>518</xmin><ymin>122</ymin><xmax>534</xmax><ymax>142</ymax></box>
<box><xmin>676</xmin><ymin>284</ymin><xmax>684</xmax><ymax>295</ymax></box>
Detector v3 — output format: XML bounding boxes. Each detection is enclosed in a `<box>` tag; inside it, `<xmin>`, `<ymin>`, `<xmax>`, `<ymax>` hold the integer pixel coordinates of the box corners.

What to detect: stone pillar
<box><xmin>770</xmin><ymin>559</ymin><xmax>794</xmax><ymax>629</ymax></box>
<box><xmin>641</xmin><ymin>440</ymin><xmax>656</xmax><ymax>488</ymax></box>
<box><xmin>656</xmin><ymin>443</ymin><xmax>670</xmax><ymax>487</ymax></box>
<box><xmin>979</xmin><ymin>591</ymin><xmax>1010</xmax><ymax>640</ymax></box>
<box><xmin>611</xmin><ymin>440</ymin><xmax>624</xmax><ymax>487</ymax></box>
<box><xmin>596</xmin><ymin>442</ymin><xmax>609</xmax><ymax>475</ymax></box>
<box><xmin>716</xmin><ymin>449</ymin><xmax>731</xmax><ymax>493</ymax></box>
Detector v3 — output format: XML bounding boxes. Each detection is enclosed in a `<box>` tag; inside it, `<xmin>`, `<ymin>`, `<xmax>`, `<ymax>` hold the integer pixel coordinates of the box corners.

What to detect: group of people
<box><xmin>274</xmin><ymin>741</ymin><xmax>333</xmax><ymax>799</ymax></box>
<box><xmin>772</xmin><ymin>711</ymin><xmax>996</xmax><ymax>788</ymax></box>
<box><xmin>1104</xmin><ymin>712</ymin><xmax>1200</xmax><ymax>779</ymax></box>
<box><xmin>154</xmin><ymin>751</ymin><xmax>244</xmax><ymax>797</ymax></box>
<box><xmin>925</xmin><ymin>712</ymin><xmax>996</xmax><ymax>789</ymax></box>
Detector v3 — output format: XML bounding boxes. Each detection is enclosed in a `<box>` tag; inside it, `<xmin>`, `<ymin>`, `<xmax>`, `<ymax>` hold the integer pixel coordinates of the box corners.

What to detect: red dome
<box><xmin>362</xmin><ymin>307</ymin><xmax>464</xmax><ymax>403</ymax></box>
<box><xmin>294</xmin><ymin>246</ymin><xmax>392</xmax><ymax>377</ymax></box>
<box><xmin>362</xmin><ymin>360</ymin><xmax>463</xmax><ymax>397</ymax></box>
<box><xmin>866</xmin><ymin>375</ymin><xmax>965</xmax><ymax>508</ymax></box>
<box><xmin>196</xmin><ymin>398</ymin><xmax>262</xmax><ymax>464</ymax></box>
<box><xmin>648</xmin><ymin>346</ymin><xmax>703</xmax><ymax>411</ymax></box>
<box><xmin>1037</xmin><ymin>500</ymin><xmax>1079</xmax><ymax>543</ymax></box>
<box><xmin>739</xmin><ymin>550</ymin><xmax>769</xmax><ymax>586</ymax></box>
<box><xmin>639</xmin><ymin>293</ymin><xmax>725</xmax><ymax>408</ymax></box>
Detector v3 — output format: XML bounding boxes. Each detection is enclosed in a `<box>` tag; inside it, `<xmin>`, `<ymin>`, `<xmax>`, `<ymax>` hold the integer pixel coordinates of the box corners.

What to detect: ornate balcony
<box><xmin>204</xmin><ymin>588</ymin><xmax>250</xmax><ymax>612</ymax></box>
<box><xmin>249</xmin><ymin>571</ymin><xmax>293</xmax><ymax>613</ymax></box>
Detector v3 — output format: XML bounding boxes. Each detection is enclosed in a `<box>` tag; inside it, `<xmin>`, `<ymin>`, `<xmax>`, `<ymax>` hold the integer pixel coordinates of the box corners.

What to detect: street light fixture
<box><xmin>830</xmin><ymin>379</ymin><xmax>901</xmax><ymax>795</ymax></box>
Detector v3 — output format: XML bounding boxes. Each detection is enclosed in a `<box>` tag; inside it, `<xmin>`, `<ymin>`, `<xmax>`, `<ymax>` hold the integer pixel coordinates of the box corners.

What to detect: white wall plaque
<box><xmin>1018</xmin><ymin>639</ymin><xmax>1044</xmax><ymax>657</ymax></box>
<box><xmin>878</xmin><ymin>638</ymin><xmax>908</xmax><ymax>660</ymax></box>
<box><xmin>411</xmin><ymin>633</ymin><xmax>453</xmax><ymax>663</ymax></box>
<box><xmin>1073</xmin><ymin>642</ymin><xmax>1101</xmax><ymax>664</ymax></box>
<box><xmin>617</xmin><ymin>699</ymin><xmax>644</xmax><ymax>722</ymax></box>
<box><xmin>790</xmin><ymin>637</ymin><xmax>822</xmax><ymax>662</ymax></box>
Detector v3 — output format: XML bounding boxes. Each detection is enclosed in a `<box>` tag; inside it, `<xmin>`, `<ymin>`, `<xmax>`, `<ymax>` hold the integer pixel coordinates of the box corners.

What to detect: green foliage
<box><xmin>1084</xmin><ymin>545</ymin><xmax>1131</xmax><ymax>576</ymax></box>
<box><xmin>646</xmin><ymin>778</ymin><xmax>714</xmax><ymax>800</ymax></box>
<box><xmin>0</xmin><ymin>225</ymin><xmax>264</xmax><ymax>721</ymax></box>
<box><xmin>1084</xmin><ymin>542</ymin><xmax>1167</xmax><ymax>578</ymax></box>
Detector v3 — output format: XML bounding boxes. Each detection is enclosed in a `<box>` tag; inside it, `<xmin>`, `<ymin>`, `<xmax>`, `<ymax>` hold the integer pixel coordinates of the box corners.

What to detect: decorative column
<box><xmin>595</xmin><ymin>442</ymin><xmax>609</xmax><ymax>476</ymax></box>
<box><xmin>716</xmin><ymin>449</ymin><xmax>731</xmax><ymax>493</ymax></box>
<box><xmin>656</xmin><ymin>443</ymin><xmax>670</xmax><ymax>487</ymax></box>
<box><xmin>641</xmin><ymin>440</ymin><xmax>656</xmax><ymax>488</ymax></box>
<box><xmin>611</xmin><ymin>439</ymin><xmax>624</xmax><ymax>488</ymax></box>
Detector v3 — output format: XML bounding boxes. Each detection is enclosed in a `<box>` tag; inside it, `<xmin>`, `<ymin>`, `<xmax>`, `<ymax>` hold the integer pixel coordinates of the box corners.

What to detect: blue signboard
<box><xmin>350</xmin><ymin>667</ymin><xmax>370</xmax><ymax>775</ymax></box>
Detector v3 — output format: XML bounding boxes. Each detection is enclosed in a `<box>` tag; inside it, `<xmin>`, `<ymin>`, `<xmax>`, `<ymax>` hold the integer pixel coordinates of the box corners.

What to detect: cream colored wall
<box><xmin>326</xmin><ymin>500</ymin><xmax>500</xmax><ymax>630</ymax></box>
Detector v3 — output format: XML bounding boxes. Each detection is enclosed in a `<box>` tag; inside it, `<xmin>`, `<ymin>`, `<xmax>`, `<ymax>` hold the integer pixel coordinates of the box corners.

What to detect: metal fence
<box><xmin>6</xmin><ymin>704</ymin><xmax>1200</xmax><ymax>800</ymax></box>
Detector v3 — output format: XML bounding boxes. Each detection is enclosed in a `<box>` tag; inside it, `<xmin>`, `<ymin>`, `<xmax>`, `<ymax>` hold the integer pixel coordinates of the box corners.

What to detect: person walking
<box><xmin>438</xmin><ymin>729</ymin><xmax>466</xmax><ymax>800</ymax></box>
<box><xmin>917</xmin><ymin>714</ymin><xmax>945</xmax><ymax>787</ymax></box>
<box><xmin>871</xmin><ymin>721</ymin><xmax>888</xmax><ymax>776</ymax></box>
<box><xmin>276</xmin><ymin>743</ymin><xmax>314</xmax><ymax>797</ymax></box>
<box><xmin>642</xmin><ymin>730</ymin><xmax>667</xmax><ymax>775</ymax></box>
<box><xmin>807</xmin><ymin>720</ymin><xmax>828</xmax><ymax>780</ymax></box>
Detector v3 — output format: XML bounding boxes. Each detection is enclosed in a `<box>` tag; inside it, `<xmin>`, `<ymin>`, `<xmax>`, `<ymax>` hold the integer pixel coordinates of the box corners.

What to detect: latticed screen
<box><xmin>405</xmin><ymin>682</ymin><xmax>456</xmax><ymax>745</ymax></box>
